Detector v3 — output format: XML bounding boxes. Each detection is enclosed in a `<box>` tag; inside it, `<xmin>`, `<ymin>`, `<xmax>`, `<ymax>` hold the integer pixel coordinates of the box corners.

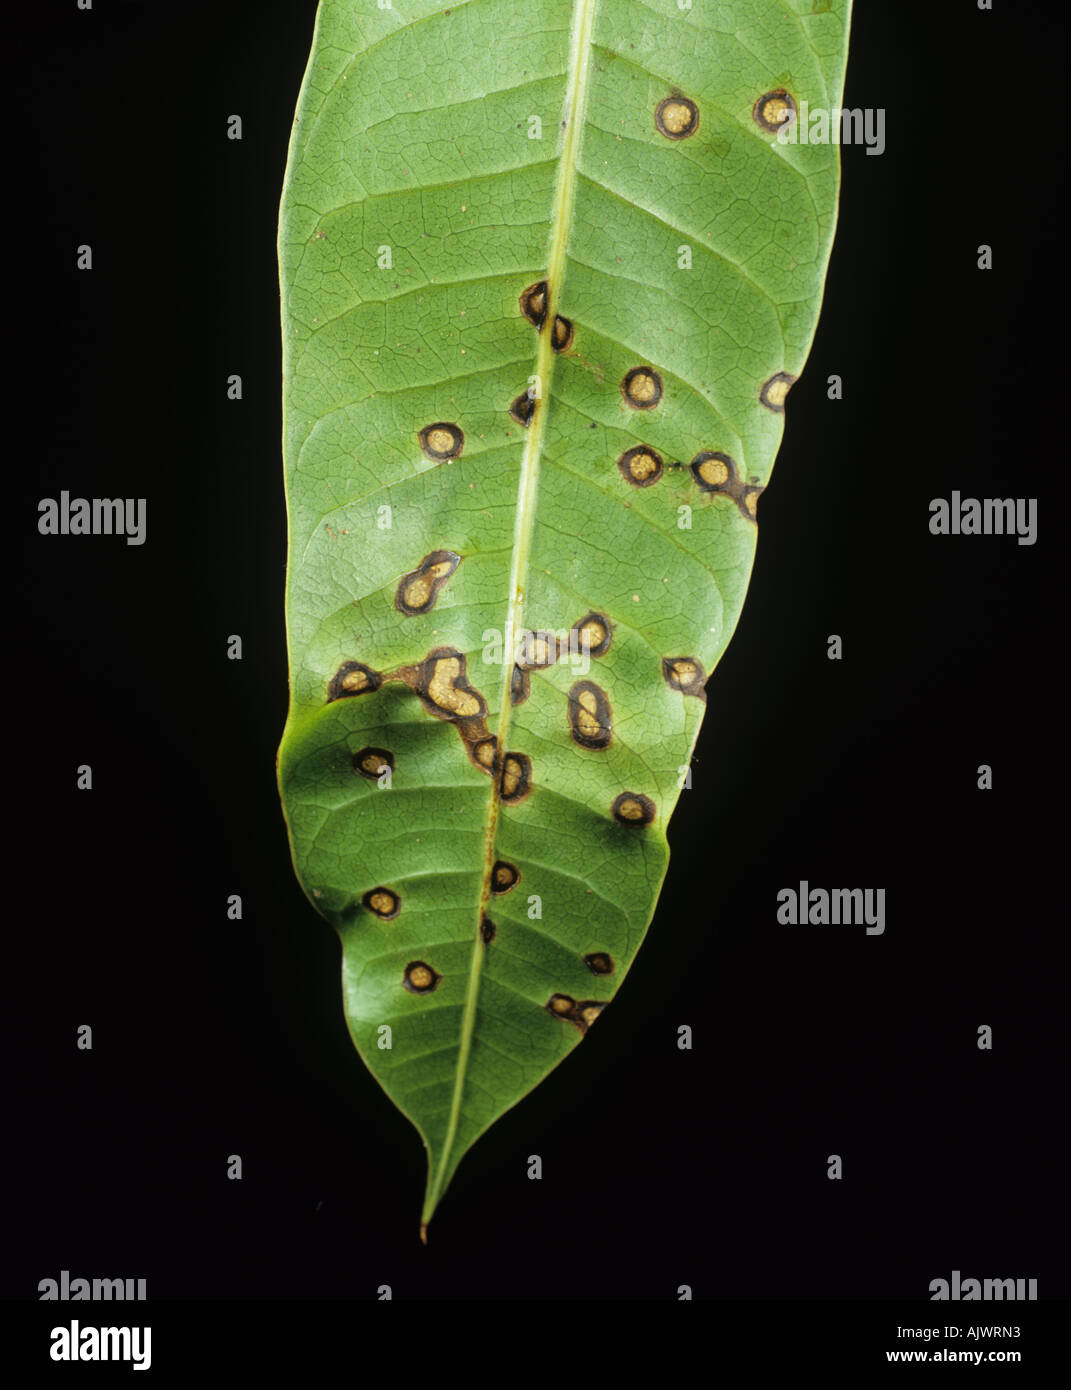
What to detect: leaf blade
<box><xmin>279</xmin><ymin>0</ymin><xmax>852</xmax><ymax>1227</ymax></box>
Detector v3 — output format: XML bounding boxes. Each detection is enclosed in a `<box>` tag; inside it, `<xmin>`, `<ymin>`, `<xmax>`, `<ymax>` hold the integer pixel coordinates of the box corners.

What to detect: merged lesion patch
<box><xmin>568</xmin><ymin>680</ymin><xmax>612</xmax><ymax>750</ymax></box>
<box><xmin>546</xmin><ymin>993</ymin><xmax>607</xmax><ymax>1035</ymax></box>
<box><xmin>520</xmin><ymin>278</ymin><xmax>572</xmax><ymax>353</ymax></box>
<box><xmin>690</xmin><ymin>450</ymin><xmax>764</xmax><ymax>521</ymax></box>
<box><xmin>395</xmin><ymin>550</ymin><xmax>461</xmax><ymax>616</ymax></box>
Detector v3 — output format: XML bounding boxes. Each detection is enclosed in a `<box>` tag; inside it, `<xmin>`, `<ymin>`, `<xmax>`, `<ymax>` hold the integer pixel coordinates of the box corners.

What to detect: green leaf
<box><xmin>278</xmin><ymin>0</ymin><xmax>852</xmax><ymax>1231</ymax></box>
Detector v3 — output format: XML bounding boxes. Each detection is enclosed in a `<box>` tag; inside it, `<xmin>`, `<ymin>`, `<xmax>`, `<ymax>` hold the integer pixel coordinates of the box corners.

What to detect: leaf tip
<box><xmin>419</xmin><ymin>1221</ymin><xmax>429</xmax><ymax>1246</ymax></box>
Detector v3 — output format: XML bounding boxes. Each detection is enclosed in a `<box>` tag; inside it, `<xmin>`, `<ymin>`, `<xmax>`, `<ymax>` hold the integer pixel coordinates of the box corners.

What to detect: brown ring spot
<box><xmin>469</xmin><ymin>734</ymin><xmax>498</xmax><ymax>773</ymax></box>
<box><xmin>518</xmin><ymin>630</ymin><xmax>559</xmax><ymax>670</ymax></box>
<box><xmin>415</xmin><ymin>647</ymin><xmax>487</xmax><ymax>722</ymax></box>
<box><xmin>753</xmin><ymin>89</ymin><xmax>797</xmax><ymax>133</ymax></box>
<box><xmin>418</xmin><ymin>422</ymin><xmax>464</xmax><ymax>460</ymax></box>
<box><xmin>510</xmin><ymin>664</ymin><xmax>530</xmax><ymax>705</ymax></box>
<box><xmin>584</xmin><ymin>952</ymin><xmax>614</xmax><ymax>976</ymax></box>
<box><xmin>568</xmin><ymin>680</ymin><xmax>612</xmax><ymax>750</ymax></box>
<box><xmin>621</xmin><ymin>366</ymin><xmax>663</xmax><ymax>410</ymax></box>
<box><xmin>353</xmin><ymin>746</ymin><xmax>394</xmax><ymax>779</ymax></box>
<box><xmin>499</xmin><ymin>752</ymin><xmax>532</xmax><ymax>804</ymax></box>
<box><xmin>491</xmin><ymin>861</ymin><xmax>519</xmax><ymax>895</ymax></box>
<box><xmin>520</xmin><ymin>280</ymin><xmax>547</xmax><ymax>328</ymax></box>
<box><xmin>363</xmin><ymin>887</ymin><xmax>400</xmax><ymax>920</ymax></box>
<box><xmin>740</xmin><ymin>486</ymin><xmax>763</xmax><ymax>519</ymax></box>
<box><xmin>570</xmin><ymin>612</ymin><xmax>612</xmax><ymax>659</ymax></box>
<box><xmin>611</xmin><ymin>791</ymin><xmax>656</xmax><ymax>827</ymax></box>
<box><xmin>328</xmin><ymin>661</ymin><xmax>381</xmax><ymax>702</ymax></box>
<box><xmin>509</xmin><ymin>392</ymin><xmax>536</xmax><ymax>427</ymax></box>
<box><xmin>395</xmin><ymin>549</ymin><xmax>461</xmax><ymax>617</ymax></box>
<box><xmin>760</xmin><ymin>372</ymin><xmax>796</xmax><ymax>412</ymax></box>
<box><xmin>546</xmin><ymin>993</ymin><xmax>607</xmax><ymax>1034</ymax></box>
<box><xmin>690</xmin><ymin>450</ymin><xmax>737</xmax><ymax>493</ymax></box>
<box><xmin>403</xmin><ymin>960</ymin><xmax>440</xmax><ymax>994</ymax></box>
<box><xmin>662</xmin><ymin>656</ymin><xmax>707</xmax><ymax>697</ymax></box>
<box><xmin>578</xmin><ymin>1002</ymin><xmax>606</xmax><ymax>1030</ymax></box>
<box><xmin>655</xmin><ymin>95</ymin><xmax>699</xmax><ymax>140</ymax></box>
<box><xmin>551</xmin><ymin>315</ymin><xmax>573</xmax><ymax>352</ymax></box>
<box><xmin>480</xmin><ymin>917</ymin><xmax>497</xmax><ymax>945</ymax></box>
<box><xmin>617</xmin><ymin>445</ymin><xmax>663</xmax><ymax>488</ymax></box>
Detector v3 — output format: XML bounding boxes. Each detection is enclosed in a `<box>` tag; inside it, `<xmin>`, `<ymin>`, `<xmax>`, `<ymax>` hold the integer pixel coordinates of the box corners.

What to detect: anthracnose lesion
<box><xmin>328</xmin><ymin>661</ymin><xmax>382</xmax><ymax>701</ymax></box>
<box><xmin>611</xmin><ymin>791</ymin><xmax>656</xmax><ymax>828</ymax></box>
<box><xmin>568</xmin><ymin>680</ymin><xmax>612</xmax><ymax>750</ymax></box>
<box><xmin>661</xmin><ymin>656</ymin><xmax>706</xmax><ymax>698</ymax></box>
<box><xmin>418</xmin><ymin>422</ymin><xmax>464</xmax><ymax>460</ymax></box>
<box><xmin>617</xmin><ymin>445</ymin><xmax>663</xmax><ymax>488</ymax></box>
<box><xmin>395</xmin><ymin>550</ymin><xmax>461</xmax><ymax>616</ymax></box>
<box><xmin>352</xmin><ymin>746</ymin><xmax>394</xmax><ymax>779</ymax></box>
<box><xmin>655</xmin><ymin>94</ymin><xmax>699</xmax><ymax>140</ymax></box>
<box><xmin>546</xmin><ymin>994</ymin><xmax>607</xmax><ymax>1035</ymax></box>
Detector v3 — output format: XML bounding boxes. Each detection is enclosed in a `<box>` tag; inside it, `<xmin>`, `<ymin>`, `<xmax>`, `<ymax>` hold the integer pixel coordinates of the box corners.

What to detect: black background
<box><xmin>7</xmin><ymin>0</ymin><xmax>1065</xmax><ymax>1308</ymax></box>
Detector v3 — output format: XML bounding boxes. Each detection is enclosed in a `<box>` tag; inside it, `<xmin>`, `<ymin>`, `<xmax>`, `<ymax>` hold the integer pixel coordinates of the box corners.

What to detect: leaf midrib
<box><xmin>421</xmin><ymin>0</ymin><xmax>600</xmax><ymax>1228</ymax></box>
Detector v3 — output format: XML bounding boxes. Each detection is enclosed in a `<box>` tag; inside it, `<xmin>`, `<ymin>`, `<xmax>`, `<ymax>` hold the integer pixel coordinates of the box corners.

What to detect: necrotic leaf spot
<box><xmin>510</xmin><ymin>664</ymin><xmax>530</xmax><ymax>705</ymax></box>
<box><xmin>418</xmin><ymin>422</ymin><xmax>464</xmax><ymax>460</ymax></box>
<box><xmin>617</xmin><ymin>445</ymin><xmax>663</xmax><ymax>487</ymax></box>
<box><xmin>328</xmin><ymin>661</ymin><xmax>381</xmax><ymax>702</ymax></box>
<box><xmin>611</xmin><ymin>791</ymin><xmax>656</xmax><ymax>827</ymax></box>
<box><xmin>510</xmin><ymin>392</ymin><xmax>535</xmax><ymax>427</ymax></box>
<box><xmin>551</xmin><ymin>315</ymin><xmax>573</xmax><ymax>352</ymax></box>
<box><xmin>418</xmin><ymin>648</ymin><xmax>487</xmax><ymax>721</ymax></box>
<box><xmin>578</xmin><ymin>1002</ymin><xmax>606</xmax><ymax>1030</ymax></box>
<box><xmin>584</xmin><ymin>952</ymin><xmax>614</xmax><ymax>975</ymax></box>
<box><xmin>470</xmin><ymin>735</ymin><xmax>498</xmax><ymax>773</ymax></box>
<box><xmin>622</xmin><ymin>367</ymin><xmax>663</xmax><ymax>409</ymax></box>
<box><xmin>520</xmin><ymin>281</ymin><xmax>547</xmax><ymax>328</ymax></box>
<box><xmin>760</xmin><ymin>372</ymin><xmax>796</xmax><ymax>412</ymax></box>
<box><xmin>741</xmin><ymin>486</ymin><xmax>763</xmax><ymax>519</ymax></box>
<box><xmin>546</xmin><ymin>993</ymin><xmax>606</xmax><ymax>1034</ymax></box>
<box><xmin>499</xmin><ymin>752</ymin><xmax>532</xmax><ymax>803</ymax></box>
<box><xmin>568</xmin><ymin>680</ymin><xmax>612</xmax><ymax>750</ymax></box>
<box><xmin>518</xmin><ymin>630</ymin><xmax>559</xmax><ymax>669</ymax></box>
<box><xmin>395</xmin><ymin>549</ymin><xmax>461</xmax><ymax>616</ymax></box>
<box><xmin>662</xmin><ymin>656</ymin><xmax>707</xmax><ymax>697</ymax></box>
<box><xmin>363</xmin><ymin>887</ymin><xmax>400</xmax><ymax>920</ymax></box>
<box><xmin>403</xmin><ymin>961</ymin><xmax>441</xmax><ymax>994</ymax></box>
<box><xmin>481</xmin><ymin>917</ymin><xmax>497</xmax><ymax>945</ymax></box>
<box><xmin>655</xmin><ymin>95</ymin><xmax>699</xmax><ymax>139</ymax></box>
<box><xmin>753</xmin><ymin>89</ymin><xmax>797</xmax><ymax>133</ymax></box>
<box><xmin>353</xmin><ymin>746</ymin><xmax>394</xmax><ymax>779</ymax></box>
<box><xmin>571</xmin><ymin>612</ymin><xmax>612</xmax><ymax>659</ymax></box>
<box><xmin>690</xmin><ymin>451</ymin><xmax>737</xmax><ymax>493</ymax></box>
<box><xmin>491</xmin><ymin>861</ymin><xmax>519</xmax><ymax>894</ymax></box>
